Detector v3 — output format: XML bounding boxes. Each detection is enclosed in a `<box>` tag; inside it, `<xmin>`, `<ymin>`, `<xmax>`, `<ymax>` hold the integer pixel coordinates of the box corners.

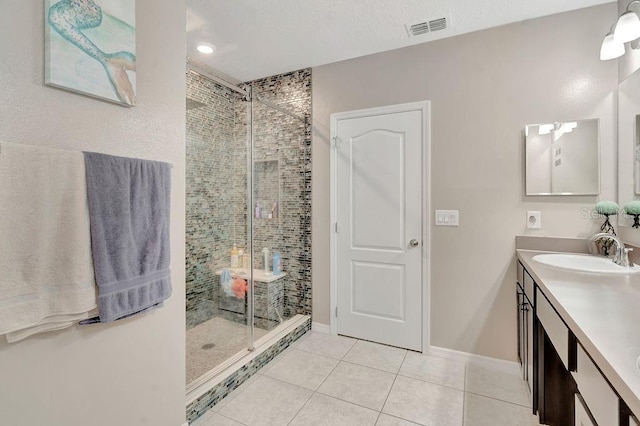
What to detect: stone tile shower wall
<box><xmin>186</xmin><ymin>72</ymin><xmax>243</xmax><ymax>329</ymax></box>
<box><xmin>239</xmin><ymin>69</ymin><xmax>312</xmax><ymax>320</ymax></box>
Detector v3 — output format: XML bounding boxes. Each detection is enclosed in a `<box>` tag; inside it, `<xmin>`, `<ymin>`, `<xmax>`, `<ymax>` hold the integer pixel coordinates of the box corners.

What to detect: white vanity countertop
<box><xmin>517</xmin><ymin>249</ymin><xmax>640</xmax><ymax>417</ymax></box>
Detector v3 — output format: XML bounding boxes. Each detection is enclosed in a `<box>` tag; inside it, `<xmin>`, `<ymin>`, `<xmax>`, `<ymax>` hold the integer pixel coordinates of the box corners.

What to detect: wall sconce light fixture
<box><xmin>601</xmin><ymin>1</ymin><xmax>640</xmax><ymax>60</ymax></box>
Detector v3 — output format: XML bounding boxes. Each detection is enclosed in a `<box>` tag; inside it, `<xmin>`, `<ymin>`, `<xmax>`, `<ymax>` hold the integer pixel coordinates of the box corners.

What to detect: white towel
<box><xmin>0</xmin><ymin>143</ymin><xmax>97</xmax><ymax>342</ymax></box>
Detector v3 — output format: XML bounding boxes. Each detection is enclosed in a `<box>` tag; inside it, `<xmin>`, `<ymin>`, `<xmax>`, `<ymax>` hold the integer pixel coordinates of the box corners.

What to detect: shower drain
<box><xmin>201</xmin><ymin>343</ymin><xmax>216</xmax><ymax>350</ymax></box>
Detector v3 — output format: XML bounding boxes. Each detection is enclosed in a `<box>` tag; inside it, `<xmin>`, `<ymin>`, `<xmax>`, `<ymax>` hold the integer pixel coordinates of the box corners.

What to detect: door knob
<box><xmin>409</xmin><ymin>239</ymin><xmax>420</xmax><ymax>247</ymax></box>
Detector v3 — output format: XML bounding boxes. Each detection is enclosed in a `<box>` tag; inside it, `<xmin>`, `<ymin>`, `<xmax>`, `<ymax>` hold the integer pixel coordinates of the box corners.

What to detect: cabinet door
<box><xmin>575</xmin><ymin>394</ymin><xmax>596</xmax><ymax>426</ymax></box>
<box><xmin>526</xmin><ymin>298</ymin><xmax>534</xmax><ymax>394</ymax></box>
<box><xmin>573</xmin><ymin>344</ymin><xmax>619</xmax><ymax>426</ymax></box>
<box><xmin>517</xmin><ymin>286</ymin><xmax>524</xmax><ymax>367</ymax></box>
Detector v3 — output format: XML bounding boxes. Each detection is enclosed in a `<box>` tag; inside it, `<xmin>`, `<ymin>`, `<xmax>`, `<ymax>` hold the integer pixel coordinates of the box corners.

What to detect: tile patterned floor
<box><xmin>191</xmin><ymin>331</ymin><xmax>540</xmax><ymax>426</ymax></box>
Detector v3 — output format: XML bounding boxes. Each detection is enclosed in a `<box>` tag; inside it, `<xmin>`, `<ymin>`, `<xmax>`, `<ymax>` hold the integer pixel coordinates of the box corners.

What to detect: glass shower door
<box><xmin>185</xmin><ymin>71</ymin><xmax>309</xmax><ymax>389</ymax></box>
<box><xmin>185</xmin><ymin>71</ymin><xmax>251</xmax><ymax>385</ymax></box>
<box><xmin>249</xmin><ymin>91</ymin><xmax>307</xmax><ymax>338</ymax></box>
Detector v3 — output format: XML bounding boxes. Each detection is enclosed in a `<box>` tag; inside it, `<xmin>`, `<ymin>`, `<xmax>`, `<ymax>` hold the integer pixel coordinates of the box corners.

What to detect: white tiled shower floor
<box><xmin>191</xmin><ymin>331</ymin><xmax>540</xmax><ymax>426</ymax></box>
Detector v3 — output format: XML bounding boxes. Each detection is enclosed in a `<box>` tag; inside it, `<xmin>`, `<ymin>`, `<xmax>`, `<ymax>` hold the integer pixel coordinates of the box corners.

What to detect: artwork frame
<box><xmin>44</xmin><ymin>0</ymin><xmax>137</xmax><ymax>107</ymax></box>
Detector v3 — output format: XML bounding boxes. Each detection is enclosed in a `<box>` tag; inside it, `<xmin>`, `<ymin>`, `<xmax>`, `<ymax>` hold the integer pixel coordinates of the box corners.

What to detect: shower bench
<box><xmin>215</xmin><ymin>268</ymin><xmax>287</xmax><ymax>330</ymax></box>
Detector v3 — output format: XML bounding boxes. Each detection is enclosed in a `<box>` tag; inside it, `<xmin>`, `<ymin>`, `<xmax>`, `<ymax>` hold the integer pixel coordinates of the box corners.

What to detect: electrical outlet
<box><xmin>527</xmin><ymin>211</ymin><xmax>541</xmax><ymax>229</ymax></box>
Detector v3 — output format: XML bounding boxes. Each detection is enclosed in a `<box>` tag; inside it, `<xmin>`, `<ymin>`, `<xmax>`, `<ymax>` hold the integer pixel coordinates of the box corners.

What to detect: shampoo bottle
<box><xmin>272</xmin><ymin>251</ymin><xmax>281</xmax><ymax>275</ymax></box>
<box><xmin>262</xmin><ymin>248</ymin><xmax>270</xmax><ymax>272</ymax></box>
<box><xmin>230</xmin><ymin>246</ymin><xmax>239</xmax><ymax>268</ymax></box>
<box><xmin>237</xmin><ymin>248</ymin><xmax>244</xmax><ymax>268</ymax></box>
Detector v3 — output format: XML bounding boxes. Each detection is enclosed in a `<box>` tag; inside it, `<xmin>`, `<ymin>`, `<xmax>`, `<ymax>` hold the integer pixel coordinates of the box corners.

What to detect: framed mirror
<box><xmin>524</xmin><ymin>119</ymin><xmax>600</xmax><ymax>195</ymax></box>
<box><xmin>636</xmin><ymin>115</ymin><xmax>640</xmax><ymax>195</ymax></box>
<box><xmin>618</xmin><ymin>65</ymin><xmax>640</xmax><ymax>230</ymax></box>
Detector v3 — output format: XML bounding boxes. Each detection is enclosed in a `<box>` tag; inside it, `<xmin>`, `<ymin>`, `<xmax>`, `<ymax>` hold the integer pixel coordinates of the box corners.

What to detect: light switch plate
<box><xmin>527</xmin><ymin>211</ymin><xmax>541</xmax><ymax>229</ymax></box>
<box><xmin>435</xmin><ymin>210</ymin><xmax>459</xmax><ymax>226</ymax></box>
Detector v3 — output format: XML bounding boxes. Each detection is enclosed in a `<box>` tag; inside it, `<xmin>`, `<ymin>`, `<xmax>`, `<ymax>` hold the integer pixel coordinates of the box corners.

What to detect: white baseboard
<box><xmin>311</xmin><ymin>322</ymin><xmax>331</xmax><ymax>334</ymax></box>
<box><xmin>427</xmin><ymin>345</ymin><xmax>520</xmax><ymax>373</ymax></box>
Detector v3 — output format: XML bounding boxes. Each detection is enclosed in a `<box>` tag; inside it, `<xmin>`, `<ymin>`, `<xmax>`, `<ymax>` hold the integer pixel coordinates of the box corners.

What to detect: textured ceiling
<box><xmin>186</xmin><ymin>0</ymin><xmax>614</xmax><ymax>82</ymax></box>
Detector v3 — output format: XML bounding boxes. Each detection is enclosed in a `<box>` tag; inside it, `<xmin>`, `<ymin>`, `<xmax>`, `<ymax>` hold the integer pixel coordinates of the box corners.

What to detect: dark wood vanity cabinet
<box><xmin>517</xmin><ymin>260</ymin><xmax>639</xmax><ymax>426</ymax></box>
<box><xmin>517</xmin><ymin>260</ymin><xmax>577</xmax><ymax>424</ymax></box>
<box><xmin>516</xmin><ymin>261</ymin><xmax>535</xmax><ymax>406</ymax></box>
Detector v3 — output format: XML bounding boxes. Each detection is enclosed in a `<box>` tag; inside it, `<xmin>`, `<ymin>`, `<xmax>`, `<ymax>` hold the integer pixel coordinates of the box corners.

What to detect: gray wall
<box><xmin>312</xmin><ymin>4</ymin><xmax>618</xmax><ymax>361</ymax></box>
<box><xmin>0</xmin><ymin>1</ymin><xmax>186</xmax><ymax>425</ymax></box>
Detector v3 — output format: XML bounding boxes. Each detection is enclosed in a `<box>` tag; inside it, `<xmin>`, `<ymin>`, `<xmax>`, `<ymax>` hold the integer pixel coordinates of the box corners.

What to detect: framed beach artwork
<box><xmin>45</xmin><ymin>0</ymin><xmax>136</xmax><ymax>106</ymax></box>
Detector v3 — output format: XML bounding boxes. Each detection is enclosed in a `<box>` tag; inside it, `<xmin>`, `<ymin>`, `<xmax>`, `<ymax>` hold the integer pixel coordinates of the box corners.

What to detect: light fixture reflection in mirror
<box><xmin>635</xmin><ymin>115</ymin><xmax>640</xmax><ymax>195</ymax></box>
<box><xmin>525</xmin><ymin>119</ymin><xmax>600</xmax><ymax>196</ymax></box>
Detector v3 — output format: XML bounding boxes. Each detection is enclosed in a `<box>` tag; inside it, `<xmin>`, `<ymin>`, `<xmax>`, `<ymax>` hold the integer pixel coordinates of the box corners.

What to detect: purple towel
<box><xmin>81</xmin><ymin>152</ymin><xmax>172</xmax><ymax>323</ymax></box>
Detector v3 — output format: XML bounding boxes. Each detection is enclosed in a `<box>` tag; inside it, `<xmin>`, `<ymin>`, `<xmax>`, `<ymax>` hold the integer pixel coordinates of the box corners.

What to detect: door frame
<box><xmin>329</xmin><ymin>100</ymin><xmax>431</xmax><ymax>352</ymax></box>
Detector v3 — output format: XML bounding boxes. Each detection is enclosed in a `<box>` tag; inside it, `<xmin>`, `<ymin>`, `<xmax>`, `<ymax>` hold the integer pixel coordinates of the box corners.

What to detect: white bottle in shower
<box><xmin>230</xmin><ymin>245</ymin><xmax>239</xmax><ymax>268</ymax></box>
<box><xmin>262</xmin><ymin>248</ymin><xmax>270</xmax><ymax>273</ymax></box>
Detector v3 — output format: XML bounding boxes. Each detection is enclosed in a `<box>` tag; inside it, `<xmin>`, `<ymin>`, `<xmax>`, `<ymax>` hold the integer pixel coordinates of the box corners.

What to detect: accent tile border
<box><xmin>186</xmin><ymin>316</ymin><xmax>311</xmax><ymax>424</ymax></box>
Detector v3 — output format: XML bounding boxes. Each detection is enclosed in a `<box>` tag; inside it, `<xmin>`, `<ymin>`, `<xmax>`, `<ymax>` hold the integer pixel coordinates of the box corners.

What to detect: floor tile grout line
<box><xmin>214</xmin><ymin>373</ymin><xmax>262</xmax><ymax>413</ymax></box>
<box><xmin>288</xmin><ymin>336</ymin><xmax>401</xmax><ymax>419</ymax></box>
<box><xmin>292</xmin><ymin>345</ymin><xmax>350</xmax><ymax>360</ymax></box>
<box><xmin>315</xmin><ymin>387</ymin><xmax>389</xmax><ymax>413</ymax></box>
<box><xmin>301</xmin><ymin>392</ymin><xmax>383</xmax><ymax>420</ymax></box>
<box><xmin>339</xmin><ymin>358</ymin><xmax>403</xmax><ymax>377</ymax></box>
<box><xmin>312</xmin><ymin>340</ymin><xmax>354</xmax><ymax>391</ymax></box>
<box><xmin>376</xmin><ymin>349</ymin><xmax>407</xmax><ymax>423</ymax></box>
<box><xmin>340</xmin><ymin>355</ymin><xmax>406</xmax><ymax>375</ymax></box>
<box><xmin>285</xmin><ymin>385</ymin><xmax>315</xmax><ymax>426</ymax></box>
<box><xmin>461</xmin><ymin>365</ymin><xmax>467</xmax><ymax>426</ymax></box>
<box><xmin>257</xmin><ymin>372</ymin><xmax>321</xmax><ymax>393</ymax></box>
<box><xmin>213</xmin><ymin>411</ymin><xmax>250</xmax><ymax>426</ymax></box>
<box><xmin>463</xmin><ymin>390</ymin><xmax>532</xmax><ymax>408</ymax></box>
<box><xmin>395</xmin><ymin>370</ymin><xmax>466</xmax><ymax>392</ymax></box>
<box><xmin>462</xmin><ymin>362</ymin><xmax>467</xmax><ymax>426</ymax></box>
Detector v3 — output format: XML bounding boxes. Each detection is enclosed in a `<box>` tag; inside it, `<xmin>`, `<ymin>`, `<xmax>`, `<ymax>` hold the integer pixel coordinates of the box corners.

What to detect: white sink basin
<box><xmin>532</xmin><ymin>253</ymin><xmax>640</xmax><ymax>274</ymax></box>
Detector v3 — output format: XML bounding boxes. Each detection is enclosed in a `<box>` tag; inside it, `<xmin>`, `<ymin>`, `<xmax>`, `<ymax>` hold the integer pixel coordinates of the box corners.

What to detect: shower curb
<box><xmin>185</xmin><ymin>316</ymin><xmax>311</xmax><ymax>424</ymax></box>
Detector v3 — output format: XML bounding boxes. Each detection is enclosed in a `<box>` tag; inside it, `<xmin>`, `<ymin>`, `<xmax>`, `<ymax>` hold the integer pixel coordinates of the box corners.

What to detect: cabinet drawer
<box><xmin>575</xmin><ymin>394</ymin><xmax>596</xmax><ymax>426</ymax></box>
<box><xmin>536</xmin><ymin>288</ymin><xmax>569</xmax><ymax>369</ymax></box>
<box><xmin>524</xmin><ymin>270</ymin><xmax>535</xmax><ymax>303</ymax></box>
<box><xmin>573</xmin><ymin>344</ymin><xmax>619</xmax><ymax>426</ymax></box>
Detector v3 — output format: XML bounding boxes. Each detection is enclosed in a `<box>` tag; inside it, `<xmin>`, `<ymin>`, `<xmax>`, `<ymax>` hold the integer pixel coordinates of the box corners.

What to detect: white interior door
<box><xmin>332</xmin><ymin>104</ymin><xmax>427</xmax><ymax>351</ymax></box>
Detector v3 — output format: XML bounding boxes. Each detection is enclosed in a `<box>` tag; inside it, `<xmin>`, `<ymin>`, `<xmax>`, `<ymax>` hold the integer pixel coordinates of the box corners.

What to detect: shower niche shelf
<box><xmin>254</xmin><ymin>159</ymin><xmax>279</xmax><ymax>220</ymax></box>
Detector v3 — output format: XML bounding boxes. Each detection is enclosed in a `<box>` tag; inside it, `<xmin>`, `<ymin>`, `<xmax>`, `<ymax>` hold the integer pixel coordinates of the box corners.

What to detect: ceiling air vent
<box><xmin>406</xmin><ymin>16</ymin><xmax>450</xmax><ymax>37</ymax></box>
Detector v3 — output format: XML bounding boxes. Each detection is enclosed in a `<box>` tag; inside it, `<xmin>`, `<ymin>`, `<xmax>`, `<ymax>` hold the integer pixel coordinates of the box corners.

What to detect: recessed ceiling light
<box><xmin>197</xmin><ymin>44</ymin><xmax>215</xmax><ymax>54</ymax></box>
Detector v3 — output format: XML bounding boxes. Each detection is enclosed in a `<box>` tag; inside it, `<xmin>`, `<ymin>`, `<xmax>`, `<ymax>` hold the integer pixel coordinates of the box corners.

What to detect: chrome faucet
<box><xmin>588</xmin><ymin>233</ymin><xmax>634</xmax><ymax>267</ymax></box>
